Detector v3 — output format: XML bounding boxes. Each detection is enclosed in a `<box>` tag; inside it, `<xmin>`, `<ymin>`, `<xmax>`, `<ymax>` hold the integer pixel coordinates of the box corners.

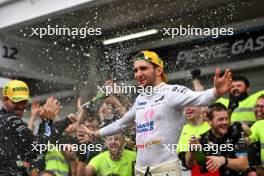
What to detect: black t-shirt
<box><xmin>198</xmin><ymin>123</ymin><xmax>247</xmax><ymax>176</ymax></box>
<box><xmin>0</xmin><ymin>108</ymin><xmax>71</xmax><ymax>175</ymax></box>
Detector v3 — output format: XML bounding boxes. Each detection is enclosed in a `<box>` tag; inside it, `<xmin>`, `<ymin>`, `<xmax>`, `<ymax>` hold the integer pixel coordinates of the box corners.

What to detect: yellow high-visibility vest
<box><xmin>45</xmin><ymin>146</ymin><xmax>70</xmax><ymax>176</ymax></box>
<box><xmin>250</xmin><ymin>119</ymin><xmax>264</xmax><ymax>166</ymax></box>
<box><xmin>217</xmin><ymin>90</ymin><xmax>264</xmax><ymax>126</ymax></box>
<box><xmin>177</xmin><ymin>122</ymin><xmax>210</xmax><ymax>153</ymax></box>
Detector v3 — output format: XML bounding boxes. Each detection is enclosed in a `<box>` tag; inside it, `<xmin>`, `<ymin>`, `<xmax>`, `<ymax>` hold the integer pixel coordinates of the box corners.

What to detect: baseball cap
<box><xmin>134</xmin><ymin>50</ymin><xmax>168</xmax><ymax>82</ymax></box>
<box><xmin>3</xmin><ymin>80</ymin><xmax>30</xmax><ymax>102</ymax></box>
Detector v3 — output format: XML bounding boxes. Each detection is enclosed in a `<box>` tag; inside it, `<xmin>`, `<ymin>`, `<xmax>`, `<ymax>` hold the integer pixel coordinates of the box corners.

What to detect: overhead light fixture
<box><xmin>103</xmin><ymin>29</ymin><xmax>158</xmax><ymax>45</ymax></box>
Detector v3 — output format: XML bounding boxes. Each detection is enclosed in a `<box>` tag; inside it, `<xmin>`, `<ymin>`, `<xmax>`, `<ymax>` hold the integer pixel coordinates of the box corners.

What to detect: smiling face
<box><xmin>133</xmin><ymin>60</ymin><xmax>162</xmax><ymax>87</ymax></box>
<box><xmin>106</xmin><ymin>134</ymin><xmax>124</xmax><ymax>158</ymax></box>
<box><xmin>185</xmin><ymin>106</ymin><xmax>202</xmax><ymax>120</ymax></box>
<box><xmin>3</xmin><ymin>97</ymin><xmax>27</xmax><ymax>117</ymax></box>
<box><xmin>254</xmin><ymin>97</ymin><xmax>264</xmax><ymax>120</ymax></box>
<box><xmin>230</xmin><ymin>81</ymin><xmax>248</xmax><ymax>97</ymax></box>
<box><xmin>209</xmin><ymin>110</ymin><xmax>229</xmax><ymax>137</ymax></box>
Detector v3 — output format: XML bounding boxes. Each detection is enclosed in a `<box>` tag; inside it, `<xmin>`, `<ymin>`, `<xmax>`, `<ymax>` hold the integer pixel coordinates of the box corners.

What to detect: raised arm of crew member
<box><xmin>28</xmin><ymin>100</ymin><xmax>42</xmax><ymax>131</ymax></box>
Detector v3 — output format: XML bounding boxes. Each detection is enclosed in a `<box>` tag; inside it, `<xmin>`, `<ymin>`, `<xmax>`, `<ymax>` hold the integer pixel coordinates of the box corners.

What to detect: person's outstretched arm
<box><xmin>169</xmin><ymin>68</ymin><xmax>232</xmax><ymax>108</ymax></box>
<box><xmin>77</xmin><ymin>101</ymin><xmax>136</xmax><ymax>143</ymax></box>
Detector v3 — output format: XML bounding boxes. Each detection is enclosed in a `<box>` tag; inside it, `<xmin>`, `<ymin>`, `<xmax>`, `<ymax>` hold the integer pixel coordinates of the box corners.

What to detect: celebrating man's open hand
<box><xmin>214</xmin><ymin>68</ymin><xmax>232</xmax><ymax>97</ymax></box>
<box><xmin>40</xmin><ymin>97</ymin><xmax>61</xmax><ymax>119</ymax></box>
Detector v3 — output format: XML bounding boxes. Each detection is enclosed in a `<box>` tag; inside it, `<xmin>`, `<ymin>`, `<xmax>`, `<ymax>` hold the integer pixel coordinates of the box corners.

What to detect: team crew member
<box><xmin>217</xmin><ymin>75</ymin><xmax>264</xmax><ymax>126</ymax></box>
<box><xmin>177</xmin><ymin>68</ymin><xmax>210</xmax><ymax>154</ymax></box>
<box><xmin>78</xmin><ymin>51</ymin><xmax>232</xmax><ymax>176</ymax></box>
<box><xmin>253</xmin><ymin>95</ymin><xmax>264</xmax><ymax>121</ymax></box>
<box><xmin>246</xmin><ymin>95</ymin><xmax>264</xmax><ymax>169</ymax></box>
<box><xmin>183</xmin><ymin>103</ymin><xmax>249</xmax><ymax>176</ymax></box>
<box><xmin>249</xmin><ymin>119</ymin><xmax>264</xmax><ymax>169</ymax></box>
<box><xmin>248</xmin><ymin>95</ymin><xmax>264</xmax><ymax>170</ymax></box>
<box><xmin>177</xmin><ymin>106</ymin><xmax>210</xmax><ymax>153</ymax></box>
<box><xmin>0</xmin><ymin>80</ymin><xmax>73</xmax><ymax>175</ymax></box>
<box><xmin>85</xmin><ymin>133</ymin><xmax>136</xmax><ymax>176</ymax></box>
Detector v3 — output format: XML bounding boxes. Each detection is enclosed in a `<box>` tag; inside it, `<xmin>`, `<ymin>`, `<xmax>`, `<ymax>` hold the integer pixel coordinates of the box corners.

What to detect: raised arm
<box><xmin>28</xmin><ymin>101</ymin><xmax>41</xmax><ymax>131</ymax></box>
<box><xmin>78</xmin><ymin>107</ymin><xmax>136</xmax><ymax>142</ymax></box>
<box><xmin>168</xmin><ymin>68</ymin><xmax>232</xmax><ymax>108</ymax></box>
<box><xmin>77</xmin><ymin>102</ymin><xmax>136</xmax><ymax>143</ymax></box>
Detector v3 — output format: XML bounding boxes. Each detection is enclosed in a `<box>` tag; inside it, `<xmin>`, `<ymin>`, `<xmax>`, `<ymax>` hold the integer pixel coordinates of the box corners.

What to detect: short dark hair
<box><xmin>206</xmin><ymin>103</ymin><xmax>228</xmax><ymax>120</ymax></box>
<box><xmin>232</xmin><ymin>75</ymin><xmax>250</xmax><ymax>88</ymax></box>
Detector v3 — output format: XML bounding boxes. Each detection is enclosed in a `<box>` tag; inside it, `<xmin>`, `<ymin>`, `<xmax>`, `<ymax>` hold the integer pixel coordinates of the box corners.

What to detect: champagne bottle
<box><xmin>194</xmin><ymin>150</ymin><xmax>206</xmax><ymax>165</ymax></box>
<box><xmin>81</xmin><ymin>91</ymin><xmax>107</xmax><ymax>109</ymax></box>
<box><xmin>194</xmin><ymin>150</ymin><xmax>208</xmax><ymax>173</ymax></box>
<box><xmin>191</xmin><ymin>135</ymin><xmax>208</xmax><ymax>173</ymax></box>
<box><xmin>91</xmin><ymin>91</ymin><xmax>107</xmax><ymax>103</ymax></box>
<box><xmin>237</xmin><ymin>131</ymin><xmax>246</xmax><ymax>154</ymax></box>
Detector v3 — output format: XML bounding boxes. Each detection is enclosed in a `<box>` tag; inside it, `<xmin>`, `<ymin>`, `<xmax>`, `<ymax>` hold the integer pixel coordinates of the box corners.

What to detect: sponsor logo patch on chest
<box><xmin>136</xmin><ymin>121</ymin><xmax>154</xmax><ymax>133</ymax></box>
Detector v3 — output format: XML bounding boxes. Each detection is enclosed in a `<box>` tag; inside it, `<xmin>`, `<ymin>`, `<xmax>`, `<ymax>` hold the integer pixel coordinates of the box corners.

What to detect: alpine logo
<box><xmin>155</xmin><ymin>95</ymin><xmax>165</xmax><ymax>102</ymax></box>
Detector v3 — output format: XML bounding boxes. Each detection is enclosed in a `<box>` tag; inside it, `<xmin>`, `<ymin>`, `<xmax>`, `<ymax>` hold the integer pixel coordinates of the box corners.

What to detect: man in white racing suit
<box><xmin>78</xmin><ymin>50</ymin><xmax>232</xmax><ymax>176</ymax></box>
